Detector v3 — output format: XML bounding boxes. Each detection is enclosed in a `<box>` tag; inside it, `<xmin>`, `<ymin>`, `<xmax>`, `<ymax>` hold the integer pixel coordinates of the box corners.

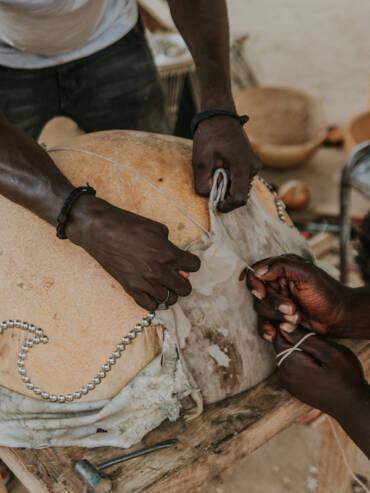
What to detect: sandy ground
<box><xmin>143</xmin><ymin>0</ymin><xmax>370</xmax><ymax>124</ymax></box>
<box><xmin>5</xmin><ymin>0</ymin><xmax>370</xmax><ymax>491</ymax></box>
<box><xmin>228</xmin><ymin>0</ymin><xmax>370</xmax><ymax>125</ymax></box>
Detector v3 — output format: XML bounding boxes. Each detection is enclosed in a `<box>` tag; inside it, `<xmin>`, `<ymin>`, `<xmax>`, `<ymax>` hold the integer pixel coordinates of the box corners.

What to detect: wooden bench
<box><xmin>0</xmin><ymin>339</ymin><xmax>368</xmax><ymax>493</ymax></box>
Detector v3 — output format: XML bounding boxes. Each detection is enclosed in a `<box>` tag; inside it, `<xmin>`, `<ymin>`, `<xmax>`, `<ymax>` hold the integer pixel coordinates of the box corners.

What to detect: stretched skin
<box><xmin>0</xmin><ymin>130</ymin><xmax>282</xmax><ymax>402</ymax></box>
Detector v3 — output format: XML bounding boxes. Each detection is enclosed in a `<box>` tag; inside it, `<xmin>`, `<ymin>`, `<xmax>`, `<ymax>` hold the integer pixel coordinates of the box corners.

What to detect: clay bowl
<box><xmin>344</xmin><ymin>110</ymin><xmax>370</xmax><ymax>154</ymax></box>
<box><xmin>235</xmin><ymin>87</ymin><xmax>327</xmax><ymax>168</ymax></box>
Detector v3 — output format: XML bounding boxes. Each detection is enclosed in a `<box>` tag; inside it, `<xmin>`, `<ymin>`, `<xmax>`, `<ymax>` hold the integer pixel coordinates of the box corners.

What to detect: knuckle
<box><xmin>187</xmin><ymin>254</ymin><xmax>201</xmax><ymax>271</ymax></box>
<box><xmin>133</xmin><ymin>294</ymin><xmax>152</xmax><ymax>311</ymax></box>
<box><xmin>178</xmin><ymin>280</ymin><xmax>192</xmax><ymax>297</ymax></box>
<box><xmin>147</xmin><ymin>299</ymin><xmax>157</xmax><ymax>311</ymax></box>
<box><xmin>254</xmin><ymin>299</ymin><xmax>266</xmax><ymax>315</ymax></box>
<box><xmin>168</xmin><ymin>293</ymin><xmax>178</xmax><ymax>306</ymax></box>
<box><xmin>128</xmin><ymin>280</ymin><xmax>143</xmax><ymax>292</ymax></box>
<box><xmin>158</xmin><ymin>223</ymin><xmax>169</xmax><ymax>237</ymax></box>
<box><xmin>155</xmin><ymin>286</ymin><xmax>168</xmax><ymax>300</ymax></box>
<box><xmin>148</xmin><ymin>264</ymin><xmax>164</xmax><ymax>281</ymax></box>
<box><xmin>194</xmin><ymin>180</ymin><xmax>210</xmax><ymax>197</ymax></box>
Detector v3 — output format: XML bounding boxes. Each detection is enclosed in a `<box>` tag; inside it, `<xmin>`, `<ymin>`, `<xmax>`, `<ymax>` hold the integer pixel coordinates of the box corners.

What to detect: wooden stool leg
<box><xmin>317</xmin><ymin>418</ymin><xmax>357</xmax><ymax>493</ymax></box>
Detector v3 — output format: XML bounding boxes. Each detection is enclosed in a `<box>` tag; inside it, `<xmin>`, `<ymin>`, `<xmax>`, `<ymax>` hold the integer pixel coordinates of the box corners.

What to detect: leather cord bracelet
<box><xmin>56</xmin><ymin>184</ymin><xmax>96</xmax><ymax>239</ymax></box>
<box><xmin>190</xmin><ymin>110</ymin><xmax>249</xmax><ymax>137</ymax></box>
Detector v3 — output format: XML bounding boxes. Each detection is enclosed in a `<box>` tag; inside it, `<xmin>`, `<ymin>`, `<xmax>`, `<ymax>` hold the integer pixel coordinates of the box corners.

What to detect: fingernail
<box><xmin>263</xmin><ymin>333</ymin><xmax>273</xmax><ymax>342</ymax></box>
<box><xmin>284</xmin><ymin>313</ymin><xmax>299</xmax><ymax>324</ymax></box>
<box><xmin>279</xmin><ymin>303</ymin><xmax>293</xmax><ymax>315</ymax></box>
<box><xmin>280</xmin><ymin>323</ymin><xmax>296</xmax><ymax>333</ymax></box>
<box><xmin>255</xmin><ymin>266</ymin><xmax>268</xmax><ymax>278</ymax></box>
<box><xmin>251</xmin><ymin>289</ymin><xmax>263</xmax><ymax>300</ymax></box>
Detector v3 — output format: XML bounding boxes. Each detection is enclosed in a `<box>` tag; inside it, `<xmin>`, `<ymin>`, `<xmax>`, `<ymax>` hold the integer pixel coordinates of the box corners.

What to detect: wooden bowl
<box><xmin>344</xmin><ymin>110</ymin><xmax>370</xmax><ymax>154</ymax></box>
<box><xmin>235</xmin><ymin>87</ymin><xmax>327</xmax><ymax>168</ymax></box>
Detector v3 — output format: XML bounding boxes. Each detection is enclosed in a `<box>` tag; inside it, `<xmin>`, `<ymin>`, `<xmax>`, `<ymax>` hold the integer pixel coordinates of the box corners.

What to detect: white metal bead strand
<box><xmin>257</xmin><ymin>176</ymin><xmax>288</xmax><ymax>224</ymax></box>
<box><xmin>1</xmin><ymin>314</ymin><xmax>155</xmax><ymax>403</ymax></box>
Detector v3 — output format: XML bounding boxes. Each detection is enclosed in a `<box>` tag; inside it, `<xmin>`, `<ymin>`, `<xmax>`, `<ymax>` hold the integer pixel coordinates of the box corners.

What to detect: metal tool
<box><xmin>340</xmin><ymin>140</ymin><xmax>370</xmax><ymax>283</ymax></box>
<box><xmin>75</xmin><ymin>439</ymin><xmax>179</xmax><ymax>493</ymax></box>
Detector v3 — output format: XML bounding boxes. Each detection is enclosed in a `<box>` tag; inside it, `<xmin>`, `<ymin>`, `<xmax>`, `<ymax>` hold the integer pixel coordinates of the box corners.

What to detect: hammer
<box><xmin>75</xmin><ymin>439</ymin><xmax>179</xmax><ymax>493</ymax></box>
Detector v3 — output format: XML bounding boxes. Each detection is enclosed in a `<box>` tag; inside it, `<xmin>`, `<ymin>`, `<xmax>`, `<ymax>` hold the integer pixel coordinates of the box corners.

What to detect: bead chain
<box><xmin>1</xmin><ymin>177</ymin><xmax>284</xmax><ymax>404</ymax></box>
<box><xmin>257</xmin><ymin>175</ymin><xmax>288</xmax><ymax>224</ymax></box>
<box><xmin>0</xmin><ymin>313</ymin><xmax>155</xmax><ymax>404</ymax></box>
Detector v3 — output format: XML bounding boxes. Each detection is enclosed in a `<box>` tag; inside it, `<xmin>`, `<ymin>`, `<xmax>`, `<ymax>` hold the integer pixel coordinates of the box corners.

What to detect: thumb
<box><xmin>218</xmin><ymin>169</ymin><xmax>251</xmax><ymax>213</ymax></box>
<box><xmin>193</xmin><ymin>165</ymin><xmax>212</xmax><ymax>196</ymax></box>
<box><xmin>253</xmin><ymin>255</ymin><xmax>312</xmax><ymax>284</ymax></box>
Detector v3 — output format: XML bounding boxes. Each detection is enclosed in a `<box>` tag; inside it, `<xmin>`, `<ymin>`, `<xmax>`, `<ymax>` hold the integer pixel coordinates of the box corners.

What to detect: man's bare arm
<box><xmin>0</xmin><ymin>113</ymin><xmax>73</xmax><ymax>224</ymax></box>
<box><xmin>167</xmin><ymin>0</ymin><xmax>233</xmax><ymax>111</ymax></box>
<box><xmin>167</xmin><ymin>0</ymin><xmax>261</xmax><ymax>212</ymax></box>
<box><xmin>0</xmin><ymin>114</ymin><xmax>199</xmax><ymax>310</ymax></box>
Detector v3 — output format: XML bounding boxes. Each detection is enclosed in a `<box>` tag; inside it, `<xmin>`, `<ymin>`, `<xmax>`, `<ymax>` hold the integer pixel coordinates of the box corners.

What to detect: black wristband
<box><xmin>190</xmin><ymin>110</ymin><xmax>249</xmax><ymax>137</ymax></box>
<box><xmin>56</xmin><ymin>184</ymin><xmax>96</xmax><ymax>240</ymax></box>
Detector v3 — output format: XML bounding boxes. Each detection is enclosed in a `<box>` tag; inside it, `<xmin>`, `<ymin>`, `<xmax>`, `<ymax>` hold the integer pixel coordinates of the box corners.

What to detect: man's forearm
<box><xmin>335</xmin><ymin>383</ymin><xmax>370</xmax><ymax>459</ymax></box>
<box><xmin>167</xmin><ymin>0</ymin><xmax>234</xmax><ymax>111</ymax></box>
<box><xmin>344</xmin><ymin>286</ymin><xmax>370</xmax><ymax>339</ymax></box>
<box><xmin>0</xmin><ymin>113</ymin><xmax>73</xmax><ymax>226</ymax></box>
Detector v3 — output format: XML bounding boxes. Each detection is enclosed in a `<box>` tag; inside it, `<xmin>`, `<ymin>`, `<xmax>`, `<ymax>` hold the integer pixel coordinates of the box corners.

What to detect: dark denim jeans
<box><xmin>0</xmin><ymin>22</ymin><xmax>169</xmax><ymax>139</ymax></box>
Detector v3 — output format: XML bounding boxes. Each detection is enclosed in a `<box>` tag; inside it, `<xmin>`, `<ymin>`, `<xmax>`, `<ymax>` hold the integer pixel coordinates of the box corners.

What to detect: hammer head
<box><xmin>75</xmin><ymin>459</ymin><xmax>112</xmax><ymax>493</ymax></box>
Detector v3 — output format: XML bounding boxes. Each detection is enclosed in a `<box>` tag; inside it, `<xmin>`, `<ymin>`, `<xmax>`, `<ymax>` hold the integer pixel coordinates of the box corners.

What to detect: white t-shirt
<box><xmin>0</xmin><ymin>0</ymin><xmax>138</xmax><ymax>69</ymax></box>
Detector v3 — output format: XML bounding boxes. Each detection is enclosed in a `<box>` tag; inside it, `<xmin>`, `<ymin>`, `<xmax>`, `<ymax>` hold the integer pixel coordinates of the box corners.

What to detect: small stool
<box><xmin>340</xmin><ymin>141</ymin><xmax>370</xmax><ymax>283</ymax></box>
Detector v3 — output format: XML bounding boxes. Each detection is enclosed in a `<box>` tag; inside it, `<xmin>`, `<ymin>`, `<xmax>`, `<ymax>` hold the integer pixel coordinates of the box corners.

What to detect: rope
<box><xmin>275</xmin><ymin>332</ymin><xmax>316</xmax><ymax>367</ymax></box>
<box><xmin>327</xmin><ymin>416</ymin><xmax>370</xmax><ymax>493</ymax></box>
<box><xmin>209</xmin><ymin>168</ymin><xmax>229</xmax><ymax>209</ymax></box>
<box><xmin>48</xmin><ymin>147</ymin><xmax>210</xmax><ymax>237</ymax></box>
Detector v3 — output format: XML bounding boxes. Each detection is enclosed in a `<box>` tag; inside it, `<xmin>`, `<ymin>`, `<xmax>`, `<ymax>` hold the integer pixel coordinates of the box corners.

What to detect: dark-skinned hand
<box><xmin>247</xmin><ymin>254</ymin><xmax>355</xmax><ymax>341</ymax></box>
<box><xmin>67</xmin><ymin>196</ymin><xmax>201</xmax><ymax>311</ymax></box>
<box><xmin>273</xmin><ymin>326</ymin><xmax>368</xmax><ymax>419</ymax></box>
<box><xmin>192</xmin><ymin>116</ymin><xmax>261</xmax><ymax>212</ymax></box>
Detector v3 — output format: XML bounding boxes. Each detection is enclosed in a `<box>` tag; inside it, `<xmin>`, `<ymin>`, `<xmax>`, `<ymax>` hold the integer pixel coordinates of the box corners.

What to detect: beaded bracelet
<box><xmin>190</xmin><ymin>110</ymin><xmax>249</xmax><ymax>137</ymax></box>
<box><xmin>56</xmin><ymin>184</ymin><xmax>96</xmax><ymax>240</ymax></box>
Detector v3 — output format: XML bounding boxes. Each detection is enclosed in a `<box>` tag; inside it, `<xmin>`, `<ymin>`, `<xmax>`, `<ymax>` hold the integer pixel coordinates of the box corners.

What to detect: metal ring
<box><xmin>156</xmin><ymin>290</ymin><xmax>171</xmax><ymax>311</ymax></box>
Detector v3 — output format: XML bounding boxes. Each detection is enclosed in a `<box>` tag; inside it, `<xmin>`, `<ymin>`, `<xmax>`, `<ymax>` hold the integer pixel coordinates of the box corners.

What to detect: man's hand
<box><xmin>247</xmin><ymin>254</ymin><xmax>358</xmax><ymax>340</ymax></box>
<box><xmin>273</xmin><ymin>326</ymin><xmax>370</xmax><ymax>458</ymax></box>
<box><xmin>167</xmin><ymin>0</ymin><xmax>261</xmax><ymax>211</ymax></box>
<box><xmin>274</xmin><ymin>327</ymin><xmax>367</xmax><ymax>418</ymax></box>
<box><xmin>192</xmin><ymin>116</ymin><xmax>261</xmax><ymax>212</ymax></box>
<box><xmin>0</xmin><ymin>114</ymin><xmax>200</xmax><ymax>313</ymax></box>
<box><xmin>66</xmin><ymin>196</ymin><xmax>201</xmax><ymax>311</ymax></box>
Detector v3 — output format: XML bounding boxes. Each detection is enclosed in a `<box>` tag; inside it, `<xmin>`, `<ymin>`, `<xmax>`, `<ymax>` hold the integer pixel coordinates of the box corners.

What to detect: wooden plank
<box><xmin>0</xmin><ymin>448</ymin><xmax>49</xmax><ymax>493</ymax></box>
<box><xmin>317</xmin><ymin>418</ymin><xmax>357</xmax><ymax>493</ymax></box>
<box><xmin>1</xmin><ymin>340</ymin><xmax>368</xmax><ymax>493</ymax></box>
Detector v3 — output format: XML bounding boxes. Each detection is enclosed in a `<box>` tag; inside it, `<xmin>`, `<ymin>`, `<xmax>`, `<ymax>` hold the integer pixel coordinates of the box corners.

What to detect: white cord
<box><xmin>275</xmin><ymin>332</ymin><xmax>316</xmax><ymax>367</ymax></box>
<box><xmin>49</xmin><ymin>147</ymin><xmax>210</xmax><ymax>237</ymax></box>
<box><xmin>327</xmin><ymin>416</ymin><xmax>370</xmax><ymax>493</ymax></box>
<box><xmin>209</xmin><ymin>168</ymin><xmax>228</xmax><ymax>209</ymax></box>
